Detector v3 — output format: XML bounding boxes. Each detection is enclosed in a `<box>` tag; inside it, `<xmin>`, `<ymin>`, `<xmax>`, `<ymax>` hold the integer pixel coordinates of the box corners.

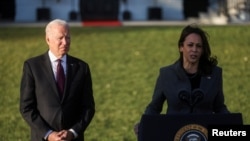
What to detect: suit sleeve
<box><xmin>144</xmin><ymin>69</ymin><xmax>165</xmax><ymax>115</ymax></box>
<box><xmin>19</xmin><ymin>61</ymin><xmax>51</xmax><ymax>139</ymax></box>
<box><xmin>71</xmin><ymin>63</ymin><xmax>95</xmax><ymax>134</ymax></box>
<box><xmin>213</xmin><ymin>68</ymin><xmax>230</xmax><ymax>113</ymax></box>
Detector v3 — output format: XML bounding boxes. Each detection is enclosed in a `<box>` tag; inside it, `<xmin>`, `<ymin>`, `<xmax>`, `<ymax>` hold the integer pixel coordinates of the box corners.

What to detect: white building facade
<box><xmin>11</xmin><ymin>0</ymin><xmax>250</xmax><ymax>23</ymax></box>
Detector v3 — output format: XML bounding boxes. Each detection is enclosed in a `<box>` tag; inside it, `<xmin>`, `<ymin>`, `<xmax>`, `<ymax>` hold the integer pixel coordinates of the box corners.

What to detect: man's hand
<box><xmin>48</xmin><ymin>130</ymin><xmax>74</xmax><ymax>141</ymax></box>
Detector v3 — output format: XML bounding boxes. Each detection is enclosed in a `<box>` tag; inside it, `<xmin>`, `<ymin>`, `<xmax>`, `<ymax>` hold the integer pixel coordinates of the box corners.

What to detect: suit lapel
<box><xmin>200</xmin><ymin>74</ymin><xmax>213</xmax><ymax>96</ymax></box>
<box><xmin>62</xmin><ymin>55</ymin><xmax>79</xmax><ymax>101</ymax></box>
<box><xmin>41</xmin><ymin>53</ymin><xmax>62</xmax><ymax>100</ymax></box>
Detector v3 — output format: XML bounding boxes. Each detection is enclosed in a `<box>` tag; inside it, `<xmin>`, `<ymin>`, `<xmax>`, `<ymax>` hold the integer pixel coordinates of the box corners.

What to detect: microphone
<box><xmin>178</xmin><ymin>89</ymin><xmax>204</xmax><ymax>113</ymax></box>
<box><xmin>191</xmin><ymin>89</ymin><xmax>204</xmax><ymax>106</ymax></box>
<box><xmin>178</xmin><ymin>90</ymin><xmax>190</xmax><ymax>105</ymax></box>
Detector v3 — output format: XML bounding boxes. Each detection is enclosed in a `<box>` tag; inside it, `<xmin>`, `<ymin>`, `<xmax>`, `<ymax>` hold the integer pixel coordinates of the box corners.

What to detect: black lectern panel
<box><xmin>138</xmin><ymin>113</ymin><xmax>243</xmax><ymax>141</ymax></box>
<box><xmin>0</xmin><ymin>0</ymin><xmax>15</xmax><ymax>21</ymax></box>
<box><xmin>79</xmin><ymin>0</ymin><xmax>119</xmax><ymax>21</ymax></box>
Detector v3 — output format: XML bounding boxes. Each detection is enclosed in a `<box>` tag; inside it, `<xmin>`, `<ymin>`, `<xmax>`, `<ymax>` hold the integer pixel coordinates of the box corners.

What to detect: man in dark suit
<box><xmin>20</xmin><ymin>19</ymin><xmax>95</xmax><ymax>141</ymax></box>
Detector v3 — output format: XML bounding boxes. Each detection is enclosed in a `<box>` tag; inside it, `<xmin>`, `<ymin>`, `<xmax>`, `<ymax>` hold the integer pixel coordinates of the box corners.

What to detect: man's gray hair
<box><xmin>45</xmin><ymin>19</ymin><xmax>69</xmax><ymax>35</ymax></box>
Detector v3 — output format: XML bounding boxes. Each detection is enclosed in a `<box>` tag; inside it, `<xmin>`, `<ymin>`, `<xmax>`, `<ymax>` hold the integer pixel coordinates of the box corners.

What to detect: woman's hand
<box><xmin>134</xmin><ymin>122</ymin><xmax>140</xmax><ymax>137</ymax></box>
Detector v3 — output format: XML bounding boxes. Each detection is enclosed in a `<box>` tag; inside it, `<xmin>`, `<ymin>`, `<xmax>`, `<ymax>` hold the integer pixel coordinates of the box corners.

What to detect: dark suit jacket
<box><xmin>20</xmin><ymin>52</ymin><xmax>95</xmax><ymax>141</ymax></box>
<box><xmin>144</xmin><ymin>60</ymin><xmax>229</xmax><ymax>115</ymax></box>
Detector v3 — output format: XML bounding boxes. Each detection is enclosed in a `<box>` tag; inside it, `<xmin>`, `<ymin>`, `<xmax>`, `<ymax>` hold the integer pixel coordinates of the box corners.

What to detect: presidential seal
<box><xmin>174</xmin><ymin>124</ymin><xmax>208</xmax><ymax>141</ymax></box>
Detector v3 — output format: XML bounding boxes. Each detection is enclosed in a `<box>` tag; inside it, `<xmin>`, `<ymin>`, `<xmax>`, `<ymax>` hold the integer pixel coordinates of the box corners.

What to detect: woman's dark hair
<box><xmin>177</xmin><ymin>24</ymin><xmax>218</xmax><ymax>75</ymax></box>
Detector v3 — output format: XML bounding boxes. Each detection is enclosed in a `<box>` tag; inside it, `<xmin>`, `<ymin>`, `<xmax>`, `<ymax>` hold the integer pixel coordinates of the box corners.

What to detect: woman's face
<box><xmin>180</xmin><ymin>33</ymin><xmax>203</xmax><ymax>65</ymax></box>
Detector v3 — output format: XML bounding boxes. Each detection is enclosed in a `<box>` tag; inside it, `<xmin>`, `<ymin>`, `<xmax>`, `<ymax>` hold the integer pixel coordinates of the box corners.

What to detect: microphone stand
<box><xmin>179</xmin><ymin>89</ymin><xmax>204</xmax><ymax>113</ymax></box>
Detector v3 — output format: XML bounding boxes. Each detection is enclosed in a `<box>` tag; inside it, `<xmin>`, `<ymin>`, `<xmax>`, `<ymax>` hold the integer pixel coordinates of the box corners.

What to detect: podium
<box><xmin>138</xmin><ymin>113</ymin><xmax>243</xmax><ymax>141</ymax></box>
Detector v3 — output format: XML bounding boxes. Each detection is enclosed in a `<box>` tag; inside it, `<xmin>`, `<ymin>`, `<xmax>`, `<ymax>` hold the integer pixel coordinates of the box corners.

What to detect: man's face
<box><xmin>46</xmin><ymin>24</ymin><xmax>70</xmax><ymax>58</ymax></box>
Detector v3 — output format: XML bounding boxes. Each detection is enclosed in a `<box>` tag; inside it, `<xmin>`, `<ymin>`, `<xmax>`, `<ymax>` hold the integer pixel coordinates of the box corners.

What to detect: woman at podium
<box><xmin>134</xmin><ymin>24</ymin><xmax>230</xmax><ymax>136</ymax></box>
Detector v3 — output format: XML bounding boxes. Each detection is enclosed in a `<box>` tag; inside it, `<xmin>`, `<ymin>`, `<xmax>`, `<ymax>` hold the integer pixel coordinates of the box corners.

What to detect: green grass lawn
<box><xmin>0</xmin><ymin>25</ymin><xmax>249</xmax><ymax>141</ymax></box>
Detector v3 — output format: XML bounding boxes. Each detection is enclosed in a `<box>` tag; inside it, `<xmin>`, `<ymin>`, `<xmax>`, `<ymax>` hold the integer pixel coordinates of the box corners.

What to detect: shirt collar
<box><xmin>48</xmin><ymin>50</ymin><xmax>67</xmax><ymax>63</ymax></box>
